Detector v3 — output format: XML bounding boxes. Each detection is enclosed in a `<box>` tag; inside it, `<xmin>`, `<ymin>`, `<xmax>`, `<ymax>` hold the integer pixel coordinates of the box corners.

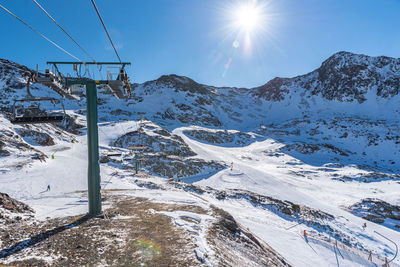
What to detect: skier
<box><xmin>46</xmin><ymin>185</ymin><xmax>51</xmax><ymax>191</ymax></box>
<box><xmin>362</xmin><ymin>222</ymin><xmax>367</xmax><ymax>230</ymax></box>
<box><xmin>230</xmin><ymin>162</ymin><xmax>234</xmax><ymax>171</ymax></box>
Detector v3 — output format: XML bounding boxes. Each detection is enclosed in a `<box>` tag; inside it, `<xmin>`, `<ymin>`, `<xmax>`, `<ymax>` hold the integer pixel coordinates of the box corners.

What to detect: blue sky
<box><xmin>1</xmin><ymin>0</ymin><xmax>399</xmax><ymax>88</ymax></box>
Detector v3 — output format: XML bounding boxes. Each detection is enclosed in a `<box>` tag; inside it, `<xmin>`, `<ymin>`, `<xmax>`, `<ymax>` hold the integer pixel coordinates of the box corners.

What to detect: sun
<box><xmin>234</xmin><ymin>3</ymin><xmax>262</xmax><ymax>32</ymax></box>
<box><xmin>217</xmin><ymin>0</ymin><xmax>276</xmax><ymax>56</ymax></box>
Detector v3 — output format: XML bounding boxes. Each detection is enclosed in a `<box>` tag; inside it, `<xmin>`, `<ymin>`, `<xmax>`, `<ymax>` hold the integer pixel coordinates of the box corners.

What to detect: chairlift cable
<box><xmin>0</xmin><ymin>3</ymin><xmax>81</xmax><ymax>61</ymax></box>
<box><xmin>90</xmin><ymin>0</ymin><xmax>122</xmax><ymax>63</ymax></box>
<box><xmin>32</xmin><ymin>0</ymin><xmax>104</xmax><ymax>80</ymax></box>
<box><xmin>30</xmin><ymin>0</ymin><xmax>109</xmax><ymax>80</ymax></box>
<box><xmin>32</xmin><ymin>0</ymin><xmax>97</xmax><ymax>63</ymax></box>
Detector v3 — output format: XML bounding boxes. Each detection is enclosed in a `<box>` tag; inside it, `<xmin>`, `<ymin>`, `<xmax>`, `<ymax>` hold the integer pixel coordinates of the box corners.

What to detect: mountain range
<box><xmin>0</xmin><ymin>51</ymin><xmax>399</xmax><ymax>266</ymax></box>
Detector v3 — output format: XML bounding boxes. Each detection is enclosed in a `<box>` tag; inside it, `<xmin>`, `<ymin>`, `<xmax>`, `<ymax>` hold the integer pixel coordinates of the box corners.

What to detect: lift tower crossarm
<box><xmin>47</xmin><ymin>62</ymin><xmax>130</xmax><ymax>64</ymax></box>
<box><xmin>65</xmin><ymin>78</ymin><xmax>109</xmax><ymax>85</ymax></box>
<box><xmin>47</xmin><ymin>61</ymin><xmax>131</xmax><ymax>66</ymax></box>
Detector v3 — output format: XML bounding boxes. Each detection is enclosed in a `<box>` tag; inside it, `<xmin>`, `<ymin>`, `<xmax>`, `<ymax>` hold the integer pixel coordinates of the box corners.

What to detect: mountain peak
<box><xmin>252</xmin><ymin>51</ymin><xmax>400</xmax><ymax>103</ymax></box>
<box><xmin>145</xmin><ymin>74</ymin><xmax>211</xmax><ymax>95</ymax></box>
<box><xmin>321</xmin><ymin>51</ymin><xmax>399</xmax><ymax>69</ymax></box>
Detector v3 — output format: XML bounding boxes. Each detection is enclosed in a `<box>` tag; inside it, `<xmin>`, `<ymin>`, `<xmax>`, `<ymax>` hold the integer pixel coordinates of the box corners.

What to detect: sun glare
<box><xmin>235</xmin><ymin>4</ymin><xmax>261</xmax><ymax>32</ymax></box>
<box><xmin>217</xmin><ymin>0</ymin><xmax>277</xmax><ymax>61</ymax></box>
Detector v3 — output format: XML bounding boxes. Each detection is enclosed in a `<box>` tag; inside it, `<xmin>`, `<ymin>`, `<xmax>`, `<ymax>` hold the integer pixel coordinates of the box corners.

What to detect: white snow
<box><xmin>1</xmin><ymin>55</ymin><xmax>400</xmax><ymax>266</ymax></box>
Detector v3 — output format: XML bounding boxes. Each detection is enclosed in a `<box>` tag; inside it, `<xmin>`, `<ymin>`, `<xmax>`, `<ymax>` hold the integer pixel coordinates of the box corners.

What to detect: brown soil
<box><xmin>1</xmin><ymin>194</ymin><xmax>200</xmax><ymax>267</ymax></box>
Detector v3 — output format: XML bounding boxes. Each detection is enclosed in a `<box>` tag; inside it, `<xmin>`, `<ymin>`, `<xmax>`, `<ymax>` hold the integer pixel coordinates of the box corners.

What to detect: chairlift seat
<box><xmin>11</xmin><ymin>115</ymin><xmax>64</xmax><ymax>124</ymax></box>
<box><xmin>106</xmin><ymin>153</ymin><xmax>122</xmax><ymax>157</ymax></box>
<box><xmin>107</xmin><ymin>80</ymin><xmax>126</xmax><ymax>99</ymax></box>
<box><xmin>11</xmin><ymin>94</ymin><xmax>66</xmax><ymax>125</ymax></box>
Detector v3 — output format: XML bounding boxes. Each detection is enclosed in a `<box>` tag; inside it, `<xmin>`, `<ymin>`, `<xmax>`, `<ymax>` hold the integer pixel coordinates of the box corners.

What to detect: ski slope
<box><xmin>1</xmin><ymin>53</ymin><xmax>400</xmax><ymax>265</ymax></box>
<box><xmin>174</xmin><ymin>126</ymin><xmax>400</xmax><ymax>266</ymax></box>
<box><xmin>1</xmin><ymin>120</ymin><xmax>399</xmax><ymax>266</ymax></box>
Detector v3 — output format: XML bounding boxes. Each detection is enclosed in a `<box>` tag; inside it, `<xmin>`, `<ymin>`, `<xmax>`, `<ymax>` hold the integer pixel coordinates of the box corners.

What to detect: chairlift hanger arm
<box><xmin>47</xmin><ymin>62</ymin><xmax>131</xmax><ymax>73</ymax></box>
<box><xmin>52</xmin><ymin>64</ymin><xmax>64</xmax><ymax>79</ymax></box>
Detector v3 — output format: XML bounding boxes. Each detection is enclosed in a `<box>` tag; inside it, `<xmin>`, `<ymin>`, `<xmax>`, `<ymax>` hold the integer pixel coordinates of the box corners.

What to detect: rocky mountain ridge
<box><xmin>253</xmin><ymin>51</ymin><xmax>400</xmax><ymax>103</ymax></box>
<box><xmin>2</xmin><ymin>51</ymin><xmax>400</xmax><ymax>128</ymax></box>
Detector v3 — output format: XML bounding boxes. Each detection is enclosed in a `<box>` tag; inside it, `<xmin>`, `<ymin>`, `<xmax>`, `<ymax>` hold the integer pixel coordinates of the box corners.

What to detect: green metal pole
<box><xmin>135</xmin><ymin>161</ymin><xmax>139</xmax><ymax>174</ymax></box>
<box><xmin>86</xmin><ymin>81</ymin><xmax>102</xmax><ymax>215</ymax></box>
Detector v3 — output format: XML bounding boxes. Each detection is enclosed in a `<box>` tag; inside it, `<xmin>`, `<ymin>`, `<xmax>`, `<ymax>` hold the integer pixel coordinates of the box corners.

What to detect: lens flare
<box><xmin>135</xmin><ymin>238</ymin><xmax>162</xmax><ymax>259</ymax></box>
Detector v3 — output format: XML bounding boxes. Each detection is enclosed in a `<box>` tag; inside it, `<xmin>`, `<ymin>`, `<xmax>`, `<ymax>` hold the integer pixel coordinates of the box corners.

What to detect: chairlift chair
<box><xmin>118</xmin><ymin>68</ymin><xmax>132</xmax><ymax>95</ymax></box>
<box><xmin>35</xmin><ymin>69</ymin><xmax>76</xmax><ymax>100</ymax></box>
<box><xmin>105</xmin><ymin>67</ymin><xmax>132</xmax><ymax>99</ymax></box>
<box><xmin>11</xmin><ymin>97</ymin><xmax>66</xmax><ymax>124</ymax></box>
<box><xmin>35</xmin><ymin>69</ymin><xmax>59</xmax><ymax>84</ymax></box>
<box><xmin>10</xmin><ymin>73</ymin><xmax>66</xmax><ymax>125</ymax></box>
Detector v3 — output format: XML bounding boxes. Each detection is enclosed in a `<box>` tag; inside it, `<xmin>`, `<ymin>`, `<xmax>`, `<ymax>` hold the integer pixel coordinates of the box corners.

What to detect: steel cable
<box><xmin>90</xmin><ymin>0</ymin><xmax>122</xmax><ymax>63</ymax></box>
<box><xmin>0</xmin><ymin>3</ymin><xmax>81</xmax><ymax>61</ymax></box>
<box><xmin>32</xmin><ymin>0</ymin><xmax>96</xmax><ymax>63</ymax></box>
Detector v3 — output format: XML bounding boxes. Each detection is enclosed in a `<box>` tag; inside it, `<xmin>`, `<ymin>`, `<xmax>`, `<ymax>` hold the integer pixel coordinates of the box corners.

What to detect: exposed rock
<box><xmin>183</xmin><ymin>129</ymin><xmax>255</xmax><ymax>146</ymax></box>
<box><xmin>57</xmin><ymin>113</ymin><xmax>84</xmax><ymax>135</ymax></box>
<box><xmin>113</xmin><ymin>127</ymin><xmax>196</xmax><ymax>157</ymax></box>
<box><xmin>109</xmin><ymin>109</ymin><xmax>132</xmax><ymax>117</ymax></box>
<box><xmin>111</xmin><ymin>123</ymin><xmax>225</xmax><ymax>178</ymax></box>
<box><xmin>15</xmin><ymin>128</ymin><xmax>55</xmax><ymax>146</ymax></box>
<box><xmin>350</xmin><ymin>198</ymin><xmax>400</xmax><ymax>230</ymax></box>
<box><xmin>0</xmin><ymin>140</ymin><xmax>10</xmax><ymax>157</ymax></box>
<box><xmin>208</xmin><ymin>205</ymin><xmax>291</xmax><ymax>266</ymax></box>
<box><xmin>282</xmin><ymin>143</ymin><xmax>350</xmax><ymax>156</ymax></box>
<box><xmin>141</xmin><ymin>154</ymin><xmax>224</xmax><ymax>179</ymax></box>
<box><xmin>312</xmin><ymin>52</ymin><xmax>400</xmax><ymax>101</ymax></box>
<box><xmin>335</xmin><ymin>172</ymin><xmax>400</xmax><ymax>183</ymax></box>
<box><xmin>147</xmin><ymin>74</ymin><xmax>211</xmax><ymax>95</ymax></box>
<box><xmin>252</xmin><ymin>77</ymin><xmax>291</xmax><ymax>101</ymax></box>
<box><xmin>0</xmin><ymin>192</ymin><xmax>34</xmax><ymax>214</ymax></box>
<box><xmin>252</xmin><ymin>51</ymin><xmax>400</xmax><ymax>103</ymax></box>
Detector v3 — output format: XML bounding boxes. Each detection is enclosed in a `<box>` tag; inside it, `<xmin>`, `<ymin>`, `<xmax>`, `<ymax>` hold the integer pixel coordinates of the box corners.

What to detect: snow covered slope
<box><xmin>128</xmin><ymin>51</ymin><xmax>400</xmax><ymax>128</ymax></box>
<box><xmin>252</xmin><ymin>51</ymin><xmax>400</xmax><ymax>121</ymax></box>
<box><xmin>0</xmin><ymin>52</ymin><xmax>400</xmax><ymax>266</ymax></box>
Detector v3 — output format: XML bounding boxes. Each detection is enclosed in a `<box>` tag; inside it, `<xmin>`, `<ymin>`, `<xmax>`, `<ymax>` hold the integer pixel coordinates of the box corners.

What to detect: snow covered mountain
<box><xmin>254</xmin><ymin>51</ymin><xmax>400</xmax><ymax>103</ymax></box>
<box><xmin>130</xmin><ymin>51</ymin><xmax>400</xmax><ymax>127</ymax></box>
<box><xmin>1</xmin><ymin>52</ymin><xmax>400</xmax><ymax>266</ymax></box>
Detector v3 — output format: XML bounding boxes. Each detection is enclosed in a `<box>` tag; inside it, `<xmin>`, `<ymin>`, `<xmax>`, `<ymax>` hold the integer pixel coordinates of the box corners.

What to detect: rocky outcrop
<box><xmin>144</xmin><ymin>74</ymin><xmax>212</xmax><ymax>95</ymax></box>
<box><xmin>253</xmin><ymin>51</ymin><xmax>400</xmax><ymax>103</ymax></box>
<box><xmin>113</xmin><ymin>125</ymin><xmax>196</xmax><ymax>157</ymax></box>
<box><xmin>15</xmin><ymin>128</ymin><xmax>55</xmax><ymax>146</ymax></box>
<box><xmin>307</xmin><ymin>52</ymin><xmax>400</xmax><ymax>102</ymax></box>
<box><xmin>0</xmin><ymin>193</ymin><xmax>33</xmax><ymax>214</ymax></box>
<box><xmin>183</xmin><ymin>129</ymin><xmax>255</xmax><ymax>147</ymax></box>
<box><xmin>350</xmin><ymin>198</ymin><xmax>400</xmax><ymax>230</ymax></box>
<box><xmin>252</xmin><ymin>77</ymin><xmax>291</xmax><ymax>101</ymax></box>
<box><xmin>111</xmin><ymin>123</ymin><xmax>225</xmax><ymax>178</ymax></box>
<box><xmin>282</xmin><ymin>143</ymin><xmax>351</xmax><ymax>157</ymax></box>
